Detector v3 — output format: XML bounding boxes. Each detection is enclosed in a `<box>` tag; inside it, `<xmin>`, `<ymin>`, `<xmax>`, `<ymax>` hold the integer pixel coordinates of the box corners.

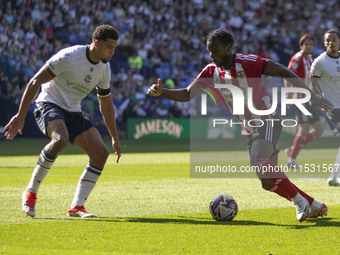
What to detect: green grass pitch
<box><xmin>0</xmin><ymin>138</ymin><xmax>339</xmax><ymax>254</ymax></box>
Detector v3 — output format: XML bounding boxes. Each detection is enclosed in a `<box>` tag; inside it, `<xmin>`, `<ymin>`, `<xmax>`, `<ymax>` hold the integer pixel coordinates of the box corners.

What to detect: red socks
<box><xmin>291</xmin><ymin>183</ymin><xmax>314</xmax><ymax>205</ymax></box>
<box><xmin>303</xmin><ymin>130</ymin><xmax>317</xmax><ymax>146</ymax></box>
<box><xmin>252</xmin><ymin>158</ymin><xmax>298</xmax><ymax>199</ymax></box>
<box><xmin>290</xmin><ymin>133</ymin><xmax>307</xmax><ymax>159</ymax></box>
<box><xmin>252</xmin><ymin>158</ymin><xmax>315</xmax><ymax>203</ymax></box>
<box><xmin>290</xmin><ymin>131</ymin><xmax>317</xmax><ymax>159</ymax></box>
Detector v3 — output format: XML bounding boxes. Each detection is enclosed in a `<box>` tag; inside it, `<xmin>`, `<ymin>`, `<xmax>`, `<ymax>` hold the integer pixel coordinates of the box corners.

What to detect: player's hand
<box><xmin>310</xmin><ymin>94</ymin><xmax>334</xmax><ymax>112</ymax></box>
<box><xmin>112</xmin><ymin>139</ymin><xmax>121</xmax><ymax>164</ymax></box>
<box><xmin>147</xmin><ymin>78</ymin><xmax>163</xmax><ymax>97</ymax></box>
<box><xmin>4</xmin><ymin>114</ymin><xmax>25</xmax><ymax>140</ymax></box>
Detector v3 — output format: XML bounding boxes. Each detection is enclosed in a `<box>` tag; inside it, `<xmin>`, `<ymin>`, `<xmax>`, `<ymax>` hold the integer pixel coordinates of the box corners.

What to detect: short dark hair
<box><xmin>324</xmin><ymin>30</ymin><xmax>340</xmax><ymax>38</ymax></box>
<box><xmin>92</xmin><ymin>25</ymin><xmax>119</xmax><ymax>42</ymax></box>
<box><xmin>299</xmin><ymin>34</ymin><xmax>314</xmax><ymax>47</ymax></box>
<box><xmin>207</xmin><ymin>28</ymin><xmax>237</xmax><ymax>46</ymax></box>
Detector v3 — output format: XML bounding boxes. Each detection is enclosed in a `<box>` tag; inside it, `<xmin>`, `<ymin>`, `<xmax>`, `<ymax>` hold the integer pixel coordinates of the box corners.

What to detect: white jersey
<box><xmin>35</xmin><ymin>45</ymin><xmax>111</xmax><ymax>112</ymax></box>
<box><xmin>310</xmin><ymin>51</ymin><xmax>340</xmax><ymax>109</ymax></box>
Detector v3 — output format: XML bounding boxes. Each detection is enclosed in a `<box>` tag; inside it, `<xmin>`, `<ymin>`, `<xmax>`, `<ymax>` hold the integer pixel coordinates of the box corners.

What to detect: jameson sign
<box><xmin>127</xmin><ymin>118</ymin><xmax>190</xmax><ymax>140</ymax></box>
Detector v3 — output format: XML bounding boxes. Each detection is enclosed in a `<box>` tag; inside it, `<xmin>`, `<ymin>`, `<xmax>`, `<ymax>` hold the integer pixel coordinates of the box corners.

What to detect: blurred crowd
<box><xmin>0</xmin><ymin>0</ymin><xmax>339</xmax><ymax>134</ymax></box>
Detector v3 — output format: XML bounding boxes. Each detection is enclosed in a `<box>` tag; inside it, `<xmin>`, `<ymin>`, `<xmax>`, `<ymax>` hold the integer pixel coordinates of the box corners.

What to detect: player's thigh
<box><xmin>73</xmin><ymin>127</ymin><xmax>109</xmax><ymax>160</ymax></box>
<box><xmin>298</xmin><ymin>123</ymin><xmax>310</xmax><ymax>134</ymax></box>
<box><xmin>46</xmin><ymin>118</ymin><xmax>69</xmax><ymax>141</ymax></box>
<box><xmin>250</xmin><ymin>139</ymin><xmax>274</xmax><ymax>163</ymax></box>
<box><xmin>311</xmin><ymin>120</ymin><xmax>323</xmax><ymax>135</ymax></box>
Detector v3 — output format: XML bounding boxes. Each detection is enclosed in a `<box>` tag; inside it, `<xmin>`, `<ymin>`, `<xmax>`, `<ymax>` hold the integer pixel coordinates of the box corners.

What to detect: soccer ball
<box><xmin>209</xmin><ymin>194</ymin><xmax>238</xmax><ymax>221</ymax></box>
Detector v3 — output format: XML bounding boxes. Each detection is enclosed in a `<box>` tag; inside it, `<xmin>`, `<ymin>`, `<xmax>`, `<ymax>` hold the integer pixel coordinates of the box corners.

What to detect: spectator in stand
<box><xmin>116</xmin><ymin>66</ymin><xmax>128</xmax><ymax>84</ymax></box>
<box><xmin>128</xmin><ymin>48</ymin><xmax>143</xmax><ymax>70</ymax></box>
<box><xmin>1</xmin><ymin>0</ymin><xmax>340</xmax><ymax>132</ymax></box>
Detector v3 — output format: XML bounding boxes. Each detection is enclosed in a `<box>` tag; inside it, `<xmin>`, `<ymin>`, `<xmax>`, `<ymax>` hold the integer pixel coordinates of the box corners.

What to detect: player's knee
<box><xmin>315</xmin><ymin>126</ymin><xmax>324</xmax><ymax>137</ymax></box>
<box><xmin>93</xmin><ymin>146</ymin><xmax>110</xmax><ymax>162</ymax></box>
<box><xmin>102</xmin><ymin>147</ymin><xmax>110</xmax><ymax>160</ymax></box>
<box><xmin>51</xmin><ymin>135</ymin><xmax>68</xmax><ymax>150</ymax></box>
<box><xmin>299</xmin><ymin>128</ymin><xmax>309</xmax><ymax>135</ymax></box>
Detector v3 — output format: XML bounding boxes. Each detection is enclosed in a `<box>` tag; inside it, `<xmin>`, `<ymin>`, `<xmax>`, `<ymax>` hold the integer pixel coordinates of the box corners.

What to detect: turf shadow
<box><xmin>289</xmin><ymin>217</ymin><xmax>340</xmax><ymax>229</ymax></box>
<box><xmin>47</xmin><ymin>216</ymin><xmax>289</xmax><ymax>226</ymax></box>
<box><xmin>37</xmin><ymin>216</ymin><xmax>340</xmax><ymax>228</ymax></box>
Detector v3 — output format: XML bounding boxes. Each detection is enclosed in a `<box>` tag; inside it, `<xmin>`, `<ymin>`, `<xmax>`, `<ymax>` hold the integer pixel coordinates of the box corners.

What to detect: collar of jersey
<box><xmin>326</xmin><ymin>51</ymin><xmax>340</xmax><ymax>59</ymax></box>
<box><xmin>86</xmin><ymin>46</ymin><xmax>100</xmax><ymax>65</ymax></box>
<box><xmin>222</xmin><ymin>53</ymin><xmax>236</xmax><ymax>70</ymax></box>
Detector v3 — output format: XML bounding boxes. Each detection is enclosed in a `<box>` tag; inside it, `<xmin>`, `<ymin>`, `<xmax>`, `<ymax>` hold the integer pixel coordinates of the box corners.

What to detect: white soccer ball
<box><xmin>209</xmin><ymin>194</ymin><xmax>238</xmax><ymax>221</ymax></box>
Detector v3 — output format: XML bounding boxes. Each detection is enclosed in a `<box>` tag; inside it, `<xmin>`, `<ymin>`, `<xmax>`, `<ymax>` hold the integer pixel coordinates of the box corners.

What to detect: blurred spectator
<box><xmin>155</xmin><ymin>101</ymin><xmax>169</xmax><ymax>118</ymax></box>
<box><xmin>116</xmin><ymin>66</ymin><xmax>128</xmax><ymax>84</ymax></box>
<box><xmin>128</xmin><ymin>48</ymin><xmax>143</xmax><ymax>70</ymax></box>
<box><xmin>1</xmin><ymin>0</ymin><xmax>340</xmax><ymax>138</ymax></box>
<box><xmin>131</xmin><ymin>69</ymin><xmax>144</xmax><ymax>86</ymax></box>
<box><xmin>165</xmin><ymin>78</ymin><xmax>176</xmax><ymax>89</ymax></box>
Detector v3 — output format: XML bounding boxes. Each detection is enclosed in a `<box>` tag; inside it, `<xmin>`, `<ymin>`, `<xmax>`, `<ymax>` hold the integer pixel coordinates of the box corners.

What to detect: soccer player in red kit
<box><xmin>283</xmin><ymin>34</ymin><xmax>324</xmax><ymax>169</ymax></box>
<box><xmin>147</xmin><ymin>29</ymin><xmax>333</xmax><ymax>222</ymax></box>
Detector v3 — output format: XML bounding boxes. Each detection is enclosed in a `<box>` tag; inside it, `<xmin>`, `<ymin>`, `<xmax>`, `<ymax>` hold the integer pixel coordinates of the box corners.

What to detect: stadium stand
<box><xmin>0</xmin><ymin>0</ymin><xmax>339</xmax><ymax>137</ymax></box>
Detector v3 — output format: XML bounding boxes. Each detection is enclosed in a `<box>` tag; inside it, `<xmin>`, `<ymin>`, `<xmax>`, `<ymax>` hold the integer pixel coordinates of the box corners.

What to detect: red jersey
<box><xmin>193</xmin><ymin>53</ymin><xmax>272</xmax><ymax>135</ymax></box>
<box><xmin>287</xmin><ymin>51</ymin><xmax>313</xmax><ymax>99</ymax></box>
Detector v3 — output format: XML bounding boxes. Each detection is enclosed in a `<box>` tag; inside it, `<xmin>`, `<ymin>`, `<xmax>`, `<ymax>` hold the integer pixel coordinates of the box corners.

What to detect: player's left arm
<box><xmin>309</xmin><ymin>75</ymin><xmax>322</xmax><ymax>96</ymax></box>
<box><xmin>264</xmin><ymin>60</ymin><xmax>333</xmax><ymax>111</ymax></box>
<box><xmin>98</xmin><ymin>94</ymin><xmax>121</xmax><ymax>163</ymax></box>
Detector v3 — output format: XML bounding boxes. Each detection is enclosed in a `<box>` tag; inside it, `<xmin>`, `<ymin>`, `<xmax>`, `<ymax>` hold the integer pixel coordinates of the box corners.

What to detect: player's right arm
<box><xmin>4</xmin><ymin>66</ymin><xmax>54</xmax><ymax>139</ymax></box>
<box><xmin>147</xmin><ymin>78</ymin><xmax>202</xmax><ymax>101</ymax></box>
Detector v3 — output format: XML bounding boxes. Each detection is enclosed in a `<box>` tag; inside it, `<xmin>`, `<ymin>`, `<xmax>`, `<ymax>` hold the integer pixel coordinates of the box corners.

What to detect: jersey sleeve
<box><xmin>247</xmin><ymin>55</ymin><xmax>268</xmax><ymax>76</ymax></box>
<box><xmin>310</xmin><ymin>59</ymin><xmax>322</xmax><ymax>78</ymax></box>
<box><xmin>287</xmin><ymin>54</ymin><xmax>305</xmax><ymax>78</ymax></box>
<box><xmin>45</xmin><ymin>49</ymin><xmax>71</xmax><ymax>77</ymax></box>
<box><xmin>288</xmin><ymin>55</ymin><xmax>298</xmax><ymax>72</ymax></box>
<box><xmin>189</xmin><ymin>63</ymin><xmax>215</xmax><ymax>89</ymax></box>
<box><xmin>96</xmin><ymin>63</ymin><xmax>111</xmax><ymax>97</ymax></box>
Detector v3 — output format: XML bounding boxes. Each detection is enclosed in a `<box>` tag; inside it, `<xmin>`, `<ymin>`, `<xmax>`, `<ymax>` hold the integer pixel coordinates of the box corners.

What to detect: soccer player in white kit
<box><xmin>4</xmin><ymin>25</ymin><xmax>122</xmax><ymax>218</ymax></box>
<box><xmin>310</xmin><ymin>30</ymin><xmax>340</xmax><ymax>186</ymax></box>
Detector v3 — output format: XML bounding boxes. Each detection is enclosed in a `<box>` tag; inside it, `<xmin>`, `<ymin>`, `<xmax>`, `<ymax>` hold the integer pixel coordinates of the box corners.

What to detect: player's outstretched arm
<box><xmin>98</xmin><ymin>95</ymin><xmax>121</xmax><ymax>163</ymax></box>
<box><xmin>4</xmin><ymin>66</ymin><xmax>54</xmax><ymax>139</ymax></box>
<box><xmin>264</xmin><ymin>60</ymin><xmax>333</xmax><ymax>112</ymax></box>
<box><xmin>147</xmin><ymin>78</ymin><xmax>202</xmax><ymax>102</ymax></box>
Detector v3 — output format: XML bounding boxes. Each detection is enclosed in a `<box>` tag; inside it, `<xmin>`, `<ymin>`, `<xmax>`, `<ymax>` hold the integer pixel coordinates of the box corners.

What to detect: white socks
<box><xmin>291</xmin><ymin>192</ymin><xmax>305</xmax><ymax>204</ymax></box>
<box><xmin>329</xmin><ymin>147</ymin><xmax>340</xmax><ymax>179</ymax></box>
<box><xmin>71</xmin><ymin>164</ymin><xmax>102</xmax><ymax>207</ymax></box>
<box><xmin>27</xmin><ymin>149</ymin><xmax>56</xmax><ymax>193</ymax></box>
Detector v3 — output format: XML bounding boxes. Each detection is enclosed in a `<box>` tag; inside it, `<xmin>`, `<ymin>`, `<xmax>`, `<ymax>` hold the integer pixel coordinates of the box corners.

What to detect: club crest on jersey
<box><xmin>84</xmin><ymin>75</ymin><xmax>92</xmax><ymax>83</ymax></box>
<box><xmin>236</xmin><ymin>70</ymin><xmax>246</xmax><ymax>79</ymax></box>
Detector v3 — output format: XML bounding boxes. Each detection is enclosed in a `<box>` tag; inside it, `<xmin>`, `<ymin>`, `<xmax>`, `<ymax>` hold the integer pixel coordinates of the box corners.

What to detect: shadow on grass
<box><xmin>36</xmin><ymin>215</ymin><xmax>340</xmax><ymax>228</ymax></box>
<box><xmin>290</xmin><ymin>217</ymin><xmax>339</xmax><ymax>229</ymax></box>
